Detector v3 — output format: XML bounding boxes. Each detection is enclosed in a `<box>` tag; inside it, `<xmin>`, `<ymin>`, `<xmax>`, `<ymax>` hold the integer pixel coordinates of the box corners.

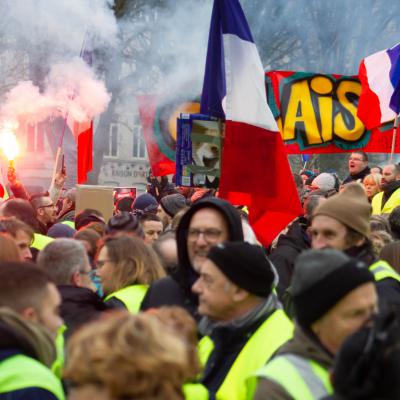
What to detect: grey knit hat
<box><xmin>292</xmin><ymin>249</ymin><xmax>374</xmax><ymax>328</ymax></box>
<box><xmin>160</xmin><ymin>194</ymin><xmax>187</xmax><ymax>217</ymax></box>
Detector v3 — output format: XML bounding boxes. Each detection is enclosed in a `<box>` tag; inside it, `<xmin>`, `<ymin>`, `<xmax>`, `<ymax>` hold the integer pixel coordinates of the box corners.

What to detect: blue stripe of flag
<box><xmin>200</xmin><ymin>0</ymin><xmax>254</xmax><ymax>118</ymax></box>
<box><xmin>388</xmin><ymin>43</ymin><xmax>400</xmax><ymax>114</ymax></box>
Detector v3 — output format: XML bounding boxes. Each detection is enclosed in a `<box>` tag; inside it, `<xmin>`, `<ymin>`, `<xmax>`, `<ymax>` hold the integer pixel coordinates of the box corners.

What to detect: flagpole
<box><xmin>50</xmin><ymin>29</ymin><xmax>88</xmax><ymax>190</ymax></box>
<box><xmin>390</xmin><ymin>114</ymin><xmax>400</xmax><ymax>164</ymax></box>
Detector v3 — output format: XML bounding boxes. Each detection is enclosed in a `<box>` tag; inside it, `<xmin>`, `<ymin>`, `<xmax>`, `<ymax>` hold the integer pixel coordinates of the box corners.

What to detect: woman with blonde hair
<box><xmin>363</xmin><ymin>173</ymin><xmax>382</xmax><ymax>201</ymax></box>
<box><xmin>65</xmin><ymin>313</ymin><xmax>191</xmax><ymax>400</ymax></box>
<box><xmin>96</xmin><ymin>236</ymin><xmax>165</xmax><ymax>313</ymax></box>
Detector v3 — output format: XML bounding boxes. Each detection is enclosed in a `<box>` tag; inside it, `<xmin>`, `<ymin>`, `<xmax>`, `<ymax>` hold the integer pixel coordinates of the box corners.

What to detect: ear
<box><xmin>20</xmin><ymin>307</ymin><xmax>38</xmax><ymax>322</ymax></box>
<box><xmin>71</xmin><ymin>270</ymin><xmax>81</xmax><ymax>287</ymax></box>
<box><xmin>232</xmin><ymin>286</ymin><xmax>250</xmax><ymax>303</ymax></box>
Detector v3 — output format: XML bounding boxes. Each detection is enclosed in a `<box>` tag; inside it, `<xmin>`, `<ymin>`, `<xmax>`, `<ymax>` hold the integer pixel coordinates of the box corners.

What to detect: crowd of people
<box><xmin>0</xmin><ymin>152</ymin><xmax>400</xmax><ymax>399</ymax></box>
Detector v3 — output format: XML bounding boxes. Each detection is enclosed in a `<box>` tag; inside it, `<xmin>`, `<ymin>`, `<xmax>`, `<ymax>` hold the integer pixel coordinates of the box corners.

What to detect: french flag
<box><xmin>201</xmin><ymin>0</ymin><xmax>302</xmax><ymax>246</ymax></box>
<box><xmin>358</xmin><ymin>42</ymin><xmax>400</xmax><ymax>130</ymax></box>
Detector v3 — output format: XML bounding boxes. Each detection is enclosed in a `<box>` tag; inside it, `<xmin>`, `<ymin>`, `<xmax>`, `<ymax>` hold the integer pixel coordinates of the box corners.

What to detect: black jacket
<box><xmin>345</xmin><ymin>243</ymin><xmax>400</xmax><ymax>316</ymax></box>
<box><xmin>141</xmin><ymin>198</ymin><xmax>244</xmax><ymax>318</ymax></box>
<box><xmin>270</xmin><ymin>217</ymin><xmax>310</xmax><ymax>298</ymax></box>
<box><xmin>342</xmin><ymin>166</ymin><xmax>371</xmax><ymax>184</ymax></box>
<box><xmin>58</xmin><ymin>285</ymin><xmax>110</xmax><ymax>339</ymax></box>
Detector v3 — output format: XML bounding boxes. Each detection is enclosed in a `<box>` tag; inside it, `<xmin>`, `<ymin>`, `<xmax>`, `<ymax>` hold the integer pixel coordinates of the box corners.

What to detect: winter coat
<box><xmin>254</xmin><ymin>324</ymin><xmax>334</xmax><ymax>400</ymax></box>
<box><xmin>140</xmin><ymin>198</ymin><xmax>244</xmax><ymax>318</ymax></box>
<box><xmin>270</xmin><ymin>217</ymin><xmax>310</xmax><ymax>298</ymax></box>
<box><xmin>58</xmin><ymin>285</ymin><xmax>110</xmax><ymax>340</ymax></box>
<box><xmin>345</xmin><ymin>243</ymin><xmax>400</xmax><ymax>316</ymax></box>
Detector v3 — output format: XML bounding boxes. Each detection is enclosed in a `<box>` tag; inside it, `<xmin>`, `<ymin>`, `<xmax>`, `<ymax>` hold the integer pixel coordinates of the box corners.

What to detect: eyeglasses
<box><xmin>38</xmin><ymin>203</ymin><xmax>55</xmax><ymax>209</ymax></box>
<box><xmin>96</xmin><ymin>259</ymin><xmax>113</xmax><ymax>268</ymax></box>
<box><xmin>79</xmin><ymin>269</ymin><xmax>97</xmax><ymax>279</ymax></box>
<box><xmin>187</xmin><ymin>228</ymin><xmax>223</xmax><ymax>242</ymax></box>
<box><xmin>349</xmin><ymin>157</ymin><xmax>364</xmax><ymax>162</ymax></box>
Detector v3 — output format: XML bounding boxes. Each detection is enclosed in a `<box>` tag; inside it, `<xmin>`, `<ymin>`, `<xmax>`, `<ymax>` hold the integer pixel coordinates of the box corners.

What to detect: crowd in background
<box><xmin>0</xmin><ymin>152</ymin><xmax>400</xmax><ymax>399</ymax></box>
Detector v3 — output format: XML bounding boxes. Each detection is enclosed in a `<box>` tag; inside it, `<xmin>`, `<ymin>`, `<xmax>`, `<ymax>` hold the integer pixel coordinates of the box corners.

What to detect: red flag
<box><xmin>69</xmin><ymin>120</ymin><xmax>93</xmax><ymax>184</ymax></box>
<box><xmin>137</xmin><ymin>95</ymin><xmax>176</xmax><ymax>176</ymax></box>
<box><xmin>201</xmin><ymin>0</ymin><xmax>302</xmax><ymax>245</ymax></box>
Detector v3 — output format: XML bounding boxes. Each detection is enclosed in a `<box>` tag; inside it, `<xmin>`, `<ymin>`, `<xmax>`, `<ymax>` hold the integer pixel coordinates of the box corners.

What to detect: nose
<box><xmin>195</xmin><ymin>233</ymin><xmax>208</xmax><ymax>246</ymax></box>
<box><xmin>23</xmin><ymin>247</ymin><xmax>32</xmax><ymax>261</ymax></box>
<box><xmin>192</xmin><ymin>277</ymin><xmax>202</xmax><ymax>294</ymax></box>
<box><xmin>312</xmin><ymin>235</ymin><xmax>326</xmax><ymax>250</ymax></box>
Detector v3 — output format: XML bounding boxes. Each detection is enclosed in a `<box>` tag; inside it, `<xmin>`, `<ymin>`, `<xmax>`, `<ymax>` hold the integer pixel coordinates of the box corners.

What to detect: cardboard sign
<box><xmin>176</xmin><ymin>113</ymin><xmax>222</xmax><ymax>188</ymax></box>
<box><xmin>76</xmin><ymin>185</ymin><xmax>114</xmax><ymax>222</ymax></box>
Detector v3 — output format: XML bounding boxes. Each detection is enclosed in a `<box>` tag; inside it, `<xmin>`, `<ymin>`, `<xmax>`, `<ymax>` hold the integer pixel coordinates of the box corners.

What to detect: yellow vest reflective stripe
<box><xmin>0</xmin><ymin>354</ymin><xmax>65</xmax><ymax>400</ymax></box>
<box><xmin>104</xmin><ymin>284</ymin><xmax>149</xmax><ymax>314</ymax></box>
<box><xmin>31</xmin><ymin>233</ymin><xmax>53</xmax><ymax>250</ymax></box>
<box><xmin>52</xmin><ymin>324</ymin><xmax>66</xmax><ymax>379</ymax></box>
<box><xmin>200</xmin><ymin>309</ymin><xmax>293</xmax><ymax>400</ymax></box>
<box><xmin>371</xmin><ymin>189</ymin><xmax>400</xmax><ymax>215</ymax></box>
<box><xmin>369</xmin><ymin>260</ymin><xmax>400</xmax><ymax>282</ymax></box>
<box><xmin>61</xmin><ymin>220</ymin><xmax>75</xmax><ymax>229</ymax></box>
<box><xmin>255</xmin><ymin>354</ymin><xmax>332</xmax><ymax>400</ymax></box>
<box><xmin>183</xmin><ymin>383</ymin><xmax>209</xmax><ymax>400</ymax></box>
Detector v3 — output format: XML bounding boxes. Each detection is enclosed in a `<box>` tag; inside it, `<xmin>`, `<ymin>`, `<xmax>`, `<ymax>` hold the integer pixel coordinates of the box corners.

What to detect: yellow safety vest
<box><xmin>52</xmin><ymin>324</ymin><xmax>66</xmax><ymax>379</ymax></box>
<box><xmin>183</xmin><ymin>382</ymin><xmax>209</xmax><ymax>400</ymax></box>
<box><xmin>104</xmin><ymin>284</ymin><xmax>148</xmax><ymax>314</ymax></box>
<box><xmin>31</xmin><ymin>233</ymin><xmax>53</xmax><ymax>250</ymax></box>
<box><xmin>61</xmin><ymin>220</ymin><xmax>75</xmax><ymax>229</ymax></box>
<box><xmin>0</xmin><ymin>354</ymin><xmax>65</xmax><ymax>400</ymax></box>
<box><xmin>369</xmin><ymin>260</ymin><xmax>400</xmax><ymax>282</ymax></box>
<box><xmin>254</xmin><ymin>354</ymin><xmax>332</xmax><ymax>400</ymax></box>
<box><xmin>371</xmin><ymin>188</ymin><xmax>400</xmax><ymax>215</ymax></box>
<box><xmin>198</xmin><ymin>309</ymin><xmax>293</xmax><ymax>400</ymax></box>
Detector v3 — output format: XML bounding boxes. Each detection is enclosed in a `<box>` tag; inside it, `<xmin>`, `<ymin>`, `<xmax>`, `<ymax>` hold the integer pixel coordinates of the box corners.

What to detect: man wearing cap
<box><xmin>193</xmin><ymin>242</ymin><xmax>293</xmax><ymax>400</ymax></box>
<box><xmin>253</xmin><ymin>249</ymin><xmax>377</xmax><ymax>400</ymax></box>
<box><xmin>141</xmin><ymin>197</ymin><xmax>245</xmax><ymax>318</ymax></box>
<box><xmin>372</xmin><ymin>163</ymin><xmax>400</xmax><ymax>215</ymax></box>
<box><xmin>310</xmin><ymin>182</ymin><xmax>400</xmax><ymax>310</ymax></box>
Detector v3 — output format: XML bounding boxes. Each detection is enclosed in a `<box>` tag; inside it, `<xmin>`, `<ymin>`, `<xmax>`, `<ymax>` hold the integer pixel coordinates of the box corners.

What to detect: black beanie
<box><xmin>207</xmin><ymin>242</ymin><xmax>275</xmax><ymax>298</ymax></box>
<box><xmin>292</xmin><ymin>249</ymin><xmax>374</xmax><ymax>328</ymax></box>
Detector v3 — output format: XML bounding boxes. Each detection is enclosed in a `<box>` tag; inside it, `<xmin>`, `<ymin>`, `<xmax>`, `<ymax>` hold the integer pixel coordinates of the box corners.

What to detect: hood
<box><xmin>174</xmin><ymin>198</ymin><xmax>244</xmax><ymax>293</ymax></box>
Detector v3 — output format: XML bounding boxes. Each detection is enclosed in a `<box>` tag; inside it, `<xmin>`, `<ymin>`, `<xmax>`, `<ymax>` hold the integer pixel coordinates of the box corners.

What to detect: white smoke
<box><xmin>0</xmin><ymin>58</ymin><xmax>111</xmax><ymax>126</ymax></box>
<box><xmin>0</xmin><ymin>0</ymin><xmax>115</xmax><ymax>126</ymax></box>
<box><xmin>3</xmin><ymin>0</ymin><xmax>117</xmax><ymax>56</ymax></box>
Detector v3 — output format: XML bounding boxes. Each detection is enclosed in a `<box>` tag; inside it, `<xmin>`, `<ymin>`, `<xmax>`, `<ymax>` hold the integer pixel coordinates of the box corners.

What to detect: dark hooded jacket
<box><xmin>342</xmin><ymin>166</ymin><xmax>371</xmax><ymax>184</ymax></box>
<box><xmin>58</xmin><ymin>285</ymin><xmax>110</xmax><ymax>340</ymax></box>
<box><xmin>140</xmin><ymin>198</ymin><xmax>244</xmax><ymax>318</ymax></box>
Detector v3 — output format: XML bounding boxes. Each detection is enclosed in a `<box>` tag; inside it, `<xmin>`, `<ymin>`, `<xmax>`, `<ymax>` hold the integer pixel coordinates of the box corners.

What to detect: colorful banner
<box><xmin>137</xmin><ymin>95</ymin><xmax>200</xmax><ymax>176</ymax></box>
<box><xmin>266</xmin><ymin>71</ymin><xmax>399</xmax><ymax>154</ymax></box>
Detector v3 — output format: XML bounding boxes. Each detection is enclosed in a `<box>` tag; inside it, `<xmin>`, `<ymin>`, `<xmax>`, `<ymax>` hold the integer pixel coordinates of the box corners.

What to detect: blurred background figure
<box><xmin>363</xmin><ymin>173</ymin><xmax>382</xmax><ymax>202</ymax></box>
<box><xmin>65</xmin><ymin>313</ymin><xmax>191</xmax><ymax>400</ymax></box>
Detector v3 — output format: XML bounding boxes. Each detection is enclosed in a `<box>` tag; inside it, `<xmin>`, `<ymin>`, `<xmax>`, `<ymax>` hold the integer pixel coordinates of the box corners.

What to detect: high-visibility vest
<box><xmin>254</xmin><ymin>354</ymin><xmax>332</xmax><ymax>400</ymax></box>
<box><xmin>52</xmin><ymin>324</ymin><xmax>66</xmax><ymax>379</ymax></box>
<box><xmin>371</xmin><ymin>188</ymin><xmax>400</xmax><ymax>215</ymax></box>
<box><xmin>369</xmin><ymin>260</ymin><xmax>400</xmax><ymax>282</ymax></box>
<box><xmin>183</xmin><ymin>382</ymin><xmax>209</xmax><ymax>400</ymax></box>
<box><xmin>104</xmin><ymin>284</ymin><xmax>149</xmax><ymax>314</ymax></box>
<box><xmin>0</xmin><ymin>354</ymin><xmax>65</xmax><ymax>400</ymax></box>
<box><xmin>61</xmin><ymin>220</ymin><xmax>75</xmax><ymax>229</ymax></box>
<box><xmin>198</xmin><ymin>309</ymin><xmax>293</xmax><ymax>400</ymax></box>
<box><xmin>31</xmin><ymin>233</ymin><xmax>53</xmax><ymax>250</ymax></box>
